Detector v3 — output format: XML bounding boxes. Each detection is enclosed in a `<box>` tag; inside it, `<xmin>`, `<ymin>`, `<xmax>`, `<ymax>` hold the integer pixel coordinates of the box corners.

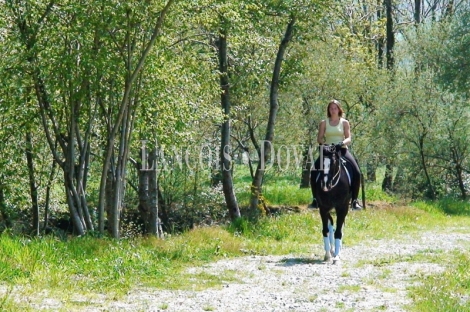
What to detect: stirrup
<box><xmin>352</xmin><ymin>200</ymin><xmax>362</xmax><ymax>210</ymax></box>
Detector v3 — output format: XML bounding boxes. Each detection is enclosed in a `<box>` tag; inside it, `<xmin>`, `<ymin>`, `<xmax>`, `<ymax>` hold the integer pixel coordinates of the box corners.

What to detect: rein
<box><xmin>330</xmin><ymin>155</ymin><xmax>344</xmax><ymax>189</ymax></box>
<box><xmin>321</xmin><ymin>144</ymin><xmax>344</xmax><ymax>191</ymax></box>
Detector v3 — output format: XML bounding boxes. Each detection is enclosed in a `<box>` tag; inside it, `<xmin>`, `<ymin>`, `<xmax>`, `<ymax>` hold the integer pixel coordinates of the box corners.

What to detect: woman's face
<box><xmin>328</xmin><ymin>103</ymin><xmax>339</xmax><ymax>116</ymax></box>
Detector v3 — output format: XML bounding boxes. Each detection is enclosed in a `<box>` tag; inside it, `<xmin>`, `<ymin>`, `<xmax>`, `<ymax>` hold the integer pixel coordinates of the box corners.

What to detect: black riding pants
<box><xmin>310</xmin><ymin>148</ymin><xmax>361</xmax><ymax>202</ymax></box>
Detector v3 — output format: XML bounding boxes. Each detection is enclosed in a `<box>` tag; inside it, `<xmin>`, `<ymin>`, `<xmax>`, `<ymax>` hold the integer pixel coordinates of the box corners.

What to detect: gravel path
<box><xmin>99</xmin><ymin>229</ymin><xmax>470</xmax><ymax>312</ymax></box>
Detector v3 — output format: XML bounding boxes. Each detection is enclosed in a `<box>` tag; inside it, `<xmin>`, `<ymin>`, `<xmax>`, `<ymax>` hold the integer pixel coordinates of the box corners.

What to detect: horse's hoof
<box><xmin>324</xmin><ymin>252</ymin><xmax>332</xmax><ymax>262</ymax></box>
<box><xmin>332</xmin><ymin>256</ymin><xmax>341</xmax><ymax>264</ymax></box>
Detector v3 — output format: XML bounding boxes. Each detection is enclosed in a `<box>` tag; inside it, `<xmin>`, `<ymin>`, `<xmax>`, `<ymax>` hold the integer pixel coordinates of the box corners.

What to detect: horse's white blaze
<box><xmin>323</xmin><ymin>158</ymin><xmax>330</xmax><ymax>191</ymax></box>
<box><xmin>323</xmin><ymin>158</ymin><xmax>330</xmax><ymax>175</ymax></box>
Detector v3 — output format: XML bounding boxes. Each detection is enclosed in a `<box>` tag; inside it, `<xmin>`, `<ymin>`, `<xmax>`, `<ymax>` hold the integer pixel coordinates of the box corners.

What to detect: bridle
<box><xmin>321</xmin><ymin>145</ymin><xmax>343</xmax><ymax>192</ymax></box>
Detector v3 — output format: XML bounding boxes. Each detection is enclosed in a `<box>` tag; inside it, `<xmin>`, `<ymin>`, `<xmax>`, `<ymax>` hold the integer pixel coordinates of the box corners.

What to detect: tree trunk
<box><xmin>43</xmin><ymin>159</ymin><xmax>57</xmax><ymax>232</ymax></box>
<box><xmin>218</xmin><ymin>21</ymin><xmax>241</xmax><ymax>221</ymax></box>
<box><xmin>61</xmin><ymin>100</ymin><xmax>93</xmax><ymax>236</ymax></box>
<box><xmin>381</xmin><ymin>0</ymin><xmax>396</xmax><ymax>194</ymax></box>
<box><xmin>366</xmin><ymin>161</ymin><xmax>377</xmax><ymax>182</ymax></box>
<box><xmin>444</xmin><ymin>0</ymin><xmax>454</xmax><ymax>18</ymax></box>
<box><xmin>377</xmin><ymin>1</ymin><xmax>384</xmax><ymax>68</ymax></box>
<box><xmin>300</xmin><ymin>145</ymin><xmax>314</xmax><ymax>188</ymax></box>
<box><xmin>385</xmin><ymin>0</ymin><xmax>395</xmax><ymax>71</ymax></box>
<box><xmin>107</xmin><ymin>104</ymin><xmax>133</xmax><ymax>239</ymax></box>
<box><xmin>0</xmin><ymin>184</ymin><xmax>12</xmax><ymax>229</ymax></box>
<box><xmin>382</xmin><ymin>163</ymin><xmax>393</xmax><ymax>192</ymax></box>
<box><xmin>414</xmin><ymin>0</ymin><xmax>421</xmax><ymax>25</ymax></box>
<box><xmin>157</xmin><ymin>187</ymin><xmax>169</xmax><ymax>233</ymax></box>
<box><xmin>105</xmin><ymin>164</ymin><xmax>115</xmax><ymax>235</ymax></box>
<box><xmin>137</xmin><ymin>147</ymin><xmax>149</xmax><ymax>233</ymax></box>
<box><xmin>249</xmin><ymin>16</ymin><xmax>296</xmax><ymax>215</ymax></box>
<box><xmin>148</xmin><ymin>148</ymin><xmax>162</xmax><ymax>236</ymax></box>
<box><xmin>13</xmin><ymin>8</ymin><xmax>93</xmax><ymax>236</ymax></box>
<box><xmin>97</xmin><ymin>0</ymin><xmax>176</xmax><ymax>236</ymax></box>
<box><xmin>455</xmin><ymin>164</ymin><xmax>467</xmax><ymax>200</ymax></box>
<box><xmin>449</xmin><ymin>134</ymin><xmax>467</xmax><ymax>200</ymax></box>
<box><xmin>136</xmin><ymin>145</ymin><xmax>162</xmax><ymax>237</ymax></box>
<box><xmin>393</xmin><ymin>166</ymin><xmax>405</xmax><ymax>193</ymax></box>
<box><xmin>64</xmin><ymin>171</ymin><xmax>85</xmax><ymax>235</ymax></box>
<box><xmin>300</xmin><ymin>97</ymin><xmax>316</xmax><ymax>189</ymax></box>
<box><xmin>25</xmin><ymin>132</ymin><xmax>40</xmax><ymax>236</ymax></box>
<box><xmin>418</xmin><ymin>137</ymin><xmax>436</xmax><ymax>199</ymax></box>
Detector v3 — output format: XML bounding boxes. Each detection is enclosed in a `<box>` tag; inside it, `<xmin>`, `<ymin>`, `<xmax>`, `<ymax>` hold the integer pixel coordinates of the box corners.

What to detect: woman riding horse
<box><xmin>310</xmin><ymin>99</ymin><xmax>362</xmax><ymax>210</ymax></box>
<box><xmin>310</xmin><ymin>99</ymin><xmax>363</xmax><ymax>261</ymax></box>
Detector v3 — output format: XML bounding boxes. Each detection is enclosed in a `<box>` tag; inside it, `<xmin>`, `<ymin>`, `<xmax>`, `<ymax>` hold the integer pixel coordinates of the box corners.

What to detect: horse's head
<box><xmin>320</xmin><ymin>144</ymin><xmax>342</xmax><ymax>192</ymax></box>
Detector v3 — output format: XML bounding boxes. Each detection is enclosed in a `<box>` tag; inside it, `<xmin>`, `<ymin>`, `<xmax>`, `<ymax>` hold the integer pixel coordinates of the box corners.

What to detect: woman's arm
<box><xmin>317</xmin><ymin>120</ymin><xmax>326</xmax><ymax>144</ymax></box>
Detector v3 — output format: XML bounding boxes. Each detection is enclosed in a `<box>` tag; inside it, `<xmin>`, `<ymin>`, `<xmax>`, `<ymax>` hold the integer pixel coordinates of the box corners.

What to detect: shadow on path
<box><xmin>276</xmin><ymin>257</ymin><xmax>324</xmax><ymax>266</ymax></box>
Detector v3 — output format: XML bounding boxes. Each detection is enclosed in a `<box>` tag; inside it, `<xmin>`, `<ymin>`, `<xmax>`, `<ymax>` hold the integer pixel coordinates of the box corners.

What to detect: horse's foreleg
<box><xmin>321</xmin><ymin>212</ymin><xmax>333</xmax><ymax>261</ymax></box>
<box><xmin>328</xmin><ymin>219</ymin><xmax>335</xmax><ymax>256</ymax></box>
<box><xmin>333</xmin><ymin>208</ymin><xmax>348</xmax><ymax>259</ymax></box>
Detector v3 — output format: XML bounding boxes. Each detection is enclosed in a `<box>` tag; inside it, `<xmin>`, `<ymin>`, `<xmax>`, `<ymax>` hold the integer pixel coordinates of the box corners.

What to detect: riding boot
<box><xmin>351</xmin><ymin>178</ymin><xmax>362</xmax><ymax>210</ymax></box>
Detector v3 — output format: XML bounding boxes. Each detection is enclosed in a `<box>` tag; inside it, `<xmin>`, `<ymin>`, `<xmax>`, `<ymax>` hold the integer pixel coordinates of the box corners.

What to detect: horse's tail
<box><xmin>351</xmin><ymin>152</ymin><xmax>366</xmax><ymax>210</ymax></box>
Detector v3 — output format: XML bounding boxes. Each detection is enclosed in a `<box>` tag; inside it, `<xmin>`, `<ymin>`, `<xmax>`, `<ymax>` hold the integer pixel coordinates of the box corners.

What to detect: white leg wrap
<box><xmin>323</xmin><ymin>236</ymin><xmax>330</xmax><ymax>252</ymax></box>
<box><xmin>328</xmin><ymin>223</ymin><xmax>335</xmax><ymax>247</ymax></box>
<box><xmin>334</xmin><ymin>239</ymin><xmax>342</xmax><ymax>257</ymax></box>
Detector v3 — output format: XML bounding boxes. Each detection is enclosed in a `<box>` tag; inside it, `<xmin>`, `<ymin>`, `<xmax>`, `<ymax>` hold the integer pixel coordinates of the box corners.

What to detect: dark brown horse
<box><xmin>314</xmin><ymin>144</ymin><xmax>352</xmax><ymax>263</ymax></box>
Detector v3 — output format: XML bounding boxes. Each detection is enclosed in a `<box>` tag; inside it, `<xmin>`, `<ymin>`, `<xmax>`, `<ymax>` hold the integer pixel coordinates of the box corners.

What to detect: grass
<box><xmin>232</xmin><ymin>164</ymin><xmax>399</xmax><ymax>207</ymax></box>
<box><xmin>2</xmin><ymin>199</ymin><xmax>470</xmax><ymax>311</ymax></box>
<box><xmin>1</xmin><ymin>167</ymin><xmax>470</xmax><ymax>311</ymax></box>
<box><xmin>338</xmin><ymin>284</ymin><xmax>361</xmax><ymax>293</ymax></box>
<box><xmin>407</xmin><ymin>252</ymin><xmax>470</xmax><ymax>312</ymax></box>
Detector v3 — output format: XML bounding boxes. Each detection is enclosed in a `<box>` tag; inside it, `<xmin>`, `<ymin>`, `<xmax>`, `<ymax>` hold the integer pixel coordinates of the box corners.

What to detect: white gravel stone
<box><xmin>3</xmin><ymin>230</ymin><xmax>469</xmax><ymax>311</ymax></box>
<box><xmin>101</xmin><ymin>230</ymin><xmax>469</xmax><ymax>312</ymax></box>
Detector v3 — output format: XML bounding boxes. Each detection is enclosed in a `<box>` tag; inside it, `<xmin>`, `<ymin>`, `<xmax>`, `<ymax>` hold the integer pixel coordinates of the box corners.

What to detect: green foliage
<box><xmin>413</xmin><ymin>199</ymin><xmax>470</xmax><ymax>217</ymax></box>
<box><xmin>0</xmin><ymin>0</ymin><xmax>469</xmax><ymax>239</ymax></box>
<box><xmin>232</xmin><ymin>162</ymin><xmax>398</xmax><ymax>207</ymax></box>
<box><xmin>437</xmin><ymin>10</ymin><xmax>470</xmax><ymax>94</ymax></box>
<box><xmin>232</xmin><ymin>165</ymin><xmax>310</xmax><ymax>206</ymax></box>
<box><xmin>262</xmin><ymin>181</ymin><xmax>312</xmax><ymax>205</ymax></box>
<box><xmin>364</xmin><ymin>186</ymin><xmax>396</xmax><ymax>202</ymax></box>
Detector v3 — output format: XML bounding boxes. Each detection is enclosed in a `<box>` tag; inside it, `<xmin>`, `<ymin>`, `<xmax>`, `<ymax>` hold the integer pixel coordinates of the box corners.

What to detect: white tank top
<box><xmin>324</xmin><ymin>118</ymin><xmax>345</xmax><ymax>144</ymax></box>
